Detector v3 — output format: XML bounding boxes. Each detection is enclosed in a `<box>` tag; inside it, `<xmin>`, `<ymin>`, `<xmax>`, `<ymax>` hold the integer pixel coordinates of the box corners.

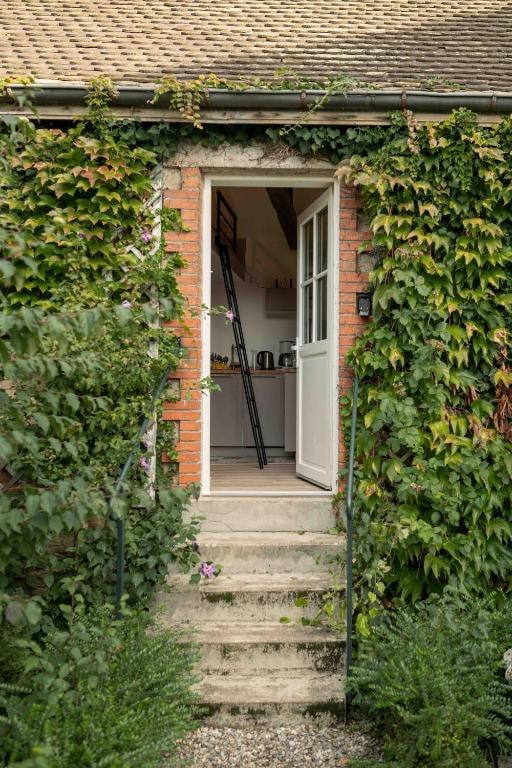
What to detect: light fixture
<box><xmin>356</xmin><ymin>292</ymin><xmax>373</xmax><ymax>317</ymax></box>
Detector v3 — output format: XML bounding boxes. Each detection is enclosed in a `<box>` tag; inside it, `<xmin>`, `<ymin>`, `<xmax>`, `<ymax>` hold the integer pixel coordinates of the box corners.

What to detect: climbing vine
<box><xmin>151</xmin><ymin>69</ymin><xmax>369</xmax><ymax>130</ymax></box>
<box><xmin>340</xmin><ymin>110</ymin><xmax>512</xmax><ymax>633</ymax></box>
<box><xmin>2</xmin><ymin>75</ymin><xmax>512</xmax><ymax>636</ymax></box>
<box><xmin>0</xmin><ymin>79</ymin><xmax>199</xmax><ymax>632</ymax></box>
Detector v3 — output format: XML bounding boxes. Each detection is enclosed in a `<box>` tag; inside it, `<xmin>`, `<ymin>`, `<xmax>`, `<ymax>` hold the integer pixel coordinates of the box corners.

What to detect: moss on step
<box><xmin>205</xmin><ymin>592</ymin><xmax>235</xmax><ymax>604</ymax></box>
<box><xmin>304</xmin><ymin>701</ymin><xmax>345</xmax><ymax>721</ymax></box>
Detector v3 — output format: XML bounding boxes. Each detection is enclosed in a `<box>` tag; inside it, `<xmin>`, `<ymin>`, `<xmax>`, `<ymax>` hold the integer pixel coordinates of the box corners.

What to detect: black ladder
<box><xmin>216</xmin><ymin>192</ymin><xmax>267</xmax><ymax>469</ymax></box>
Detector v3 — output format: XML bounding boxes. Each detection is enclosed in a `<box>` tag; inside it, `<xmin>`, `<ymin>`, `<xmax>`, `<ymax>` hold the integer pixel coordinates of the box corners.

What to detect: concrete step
<box><xmin>187</xmin><ymin>496</ymin><xmax>338</xmax><ymax>532</ymax></box>
<box><xmin>162</xmin><ymin>495</ymin><xmax>347</xmax><ymax>725</ymax></box>
<box><xmin>158</xmin><ymin>572</ymin><xmax>343</xmax><ymax>622</ymax></box>
<box><xmin>197</xmin><ymin>673</ymin><xmax>345</xmax><ymax>726</ymax></box>
<box><xmin>170</xmin><ymin>620</ymin><xmax>345</xmax><ymax>674</ymax></box>
<box><xmin>191</xmin><ymin>531</ymin><xmax>345</xmax><ymax>574</ymax></box>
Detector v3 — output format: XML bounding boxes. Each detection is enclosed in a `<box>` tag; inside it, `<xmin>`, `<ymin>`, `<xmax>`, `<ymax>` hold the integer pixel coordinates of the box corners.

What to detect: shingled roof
<box><xmin>1</xmin><ymin>0</ymin><xmax>512</xmax><ymax>92</ymax></box>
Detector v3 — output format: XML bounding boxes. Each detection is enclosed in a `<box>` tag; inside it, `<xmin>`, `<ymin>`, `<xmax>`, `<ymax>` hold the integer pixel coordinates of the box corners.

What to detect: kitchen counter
<box><xmin>211</xmin><ymin>368</ymin><xmax>296</xmax><ymax>376</ymax></box>
<box><xmin>211</xmin><ymin>369</ymin><xmax>297</xmax><ymax>450</ymax></box>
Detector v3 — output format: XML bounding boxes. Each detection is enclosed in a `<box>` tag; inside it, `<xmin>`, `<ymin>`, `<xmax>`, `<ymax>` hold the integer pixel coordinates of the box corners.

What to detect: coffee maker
<box><xmin>278</xmin><ymin>340</ymin><xmax>295</xmax><ymax>368</ymax></box>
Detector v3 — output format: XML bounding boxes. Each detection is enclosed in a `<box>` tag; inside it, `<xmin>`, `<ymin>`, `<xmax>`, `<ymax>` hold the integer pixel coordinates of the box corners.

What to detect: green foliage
<box><xmin>0</xmin><ymin>608</ymin><xmax>200</xmax><ymax>767</ymax></box>
<box><xmin>3</xmin><ymin>72</ymin><xmax>512</xmax><ymax>651</ymax></box>
<box><xmin>335</xmin><ymin>110</ymin><xmax>512</xmax><ymax>626</ymax></box>
<box><xmin>271</xmin><ymin>110</ymin><xmax>512</xmax><ymax>628</ymax></box>
<box><xmin>348</xmin><ymin>592</ymin><xmax>512</xmax><ymax>768</ymax></box>
<box><xmin>152</xmin><ymin>69</ymin><xmax>370</xmax><ymax>130</ymax></box>
<box><xmin>419</xmin><ymin>74</ymin><xmax>463</xmax><ymax>92</ymax></box>
<box><xmin>153</xmin><ymin>73</ymin><xmax>228</xmax><ymax>129</ymax></box>
<box><xmin>268</xmin><ymin>123</ymin><xmax>390</xmax><ymax>164</ymax></box>
<box><xmin>0</xmin><ymin>81</ymin><xmax>199</xmax><ymax>632</ymax></box>
<box><xmin>2</xmin><ymin>116</ymin><xmax>161</xmax><ymax>307</ymax></box>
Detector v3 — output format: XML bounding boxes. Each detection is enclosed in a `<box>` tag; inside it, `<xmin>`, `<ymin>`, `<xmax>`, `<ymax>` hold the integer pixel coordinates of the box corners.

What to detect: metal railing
<box><xmin>110</xmin><ymin>366</ymin><xmax>171</xmax><ymax>616</ymax></box>
<box><xmin>345</xmin><ymin>374</ymin><xmax>358</xmax><ymax>715</ymax></box>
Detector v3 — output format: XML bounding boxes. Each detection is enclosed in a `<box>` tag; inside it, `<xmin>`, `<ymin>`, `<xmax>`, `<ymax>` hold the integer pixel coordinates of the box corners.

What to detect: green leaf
<box><xmin>24</xmin><ymin>601</ymin><xmax>42</xmax><ymax>626</ymax></box>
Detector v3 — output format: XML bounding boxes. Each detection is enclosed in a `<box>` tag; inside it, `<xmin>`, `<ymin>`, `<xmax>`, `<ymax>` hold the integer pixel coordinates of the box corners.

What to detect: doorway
<box><xmin>201</xmin><ymin>176</ymin><xmax>338</xmax><ymax>495</ymax></box>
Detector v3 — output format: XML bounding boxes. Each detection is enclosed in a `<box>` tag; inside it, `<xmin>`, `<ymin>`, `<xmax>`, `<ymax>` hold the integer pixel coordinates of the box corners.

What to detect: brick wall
<box><xmin>337</xmin><ymin>183</ymin><xmax>371</xmax><ymax>483</ymax></box>
<box><xmin>162</xmin><ymin>167</ymin><xmax>203</xmax><ymax>486</ymax></box>
<box><xmin>162</xmin><ymin>169</ymin><xmax>370</xmax><ymax>491</ymax></box>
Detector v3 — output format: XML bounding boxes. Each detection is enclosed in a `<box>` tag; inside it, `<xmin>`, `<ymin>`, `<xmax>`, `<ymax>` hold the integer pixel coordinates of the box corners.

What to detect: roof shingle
<box><xmin>1</xmin><ymin>0</ymin><xmax>512</xmax><ymax>90</ymax></box>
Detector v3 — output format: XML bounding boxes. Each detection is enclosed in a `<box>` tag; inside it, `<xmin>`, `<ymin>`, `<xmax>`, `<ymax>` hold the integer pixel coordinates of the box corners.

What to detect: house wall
<box><xmin>211</xmin><ymin>274</ymin><xmax>296</xmax><ymax>364</ymax></box>
<box><xmin>338</xmin><ymin>185</ymin><xmax>372</xmax><ymax>472</ymax></box>
<box><xmin>162</xmin><ymin>168</ymin><xmax>203</xmax><ymax>487</ymax></box>
<box><xmin>162</xmin><ymin>164</ymin><xmax>371</xmax><ymax>490</ymax></box>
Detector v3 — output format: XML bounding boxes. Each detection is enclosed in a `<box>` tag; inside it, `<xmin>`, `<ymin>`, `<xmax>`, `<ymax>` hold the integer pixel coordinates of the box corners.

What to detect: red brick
<box><xmin>161</xmin><ymin>166</ymin><xmax>202</xmax><ymax>490</ymax></box>
<box><xmin>164</xmin><ymin>168</ymin><xmax>370</xmax><ymax>493</ymax></box>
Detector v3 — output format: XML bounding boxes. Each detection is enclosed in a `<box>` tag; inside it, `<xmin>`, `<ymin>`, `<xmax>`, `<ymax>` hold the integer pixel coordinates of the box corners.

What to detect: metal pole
<box><xmin>345</xmin><ymin>374</ymin><xmax>358</xmax><ymax>718</ymax></box>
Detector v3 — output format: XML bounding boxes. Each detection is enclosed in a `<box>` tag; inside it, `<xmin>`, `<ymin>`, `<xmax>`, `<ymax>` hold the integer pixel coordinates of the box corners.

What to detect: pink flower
<box><xmin>141</xmin><ymin>229</ymin><xmax>152</xmax><ymax>244</ymax></box>
<box><xmin>199</xmin><ymin>562</ymin><xmax>217</xmax><ymax>579</ymax></box>
<box><xmin>139</xmin><ymin>456</ymin><xmax>150</xmax><ymax>472</ymax></box>
<box><xmin>122</xmin><ymin>300</ymin><xmax>133</xmax><ymax>308</ymax></box>
<box><xmin>225</xmin><ymin>310</ymin><xmax>235</xmax><ymax>323</ymax></box>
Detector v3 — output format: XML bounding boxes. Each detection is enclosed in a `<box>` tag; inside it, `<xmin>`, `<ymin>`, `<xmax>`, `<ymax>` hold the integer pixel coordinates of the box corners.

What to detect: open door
<box><xmin>296</xmin><ymin>189</ymin><xmax>333</xmax><ymax>489</ymax></box>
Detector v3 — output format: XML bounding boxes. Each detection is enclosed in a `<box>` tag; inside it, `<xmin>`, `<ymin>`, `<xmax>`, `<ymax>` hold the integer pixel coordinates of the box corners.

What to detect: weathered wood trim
<box><xmin>0</xmin><ymin>104</ymin><xmax>505</xmax><ymax>126</ymax></box>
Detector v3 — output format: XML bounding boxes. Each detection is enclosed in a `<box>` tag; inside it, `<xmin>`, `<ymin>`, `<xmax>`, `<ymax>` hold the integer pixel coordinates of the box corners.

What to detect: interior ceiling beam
<box><xmin>266</xmin><ymin>188</ymin><xmax>297</xmax><ymax>250</ymax></box>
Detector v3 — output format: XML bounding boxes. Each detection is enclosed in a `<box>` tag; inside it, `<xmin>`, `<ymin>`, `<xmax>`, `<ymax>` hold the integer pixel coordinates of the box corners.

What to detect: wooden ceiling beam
<box><xmin>266</xmin><ymin>187</ymin><xmax>297</xmax><ymax>250</ymax></box>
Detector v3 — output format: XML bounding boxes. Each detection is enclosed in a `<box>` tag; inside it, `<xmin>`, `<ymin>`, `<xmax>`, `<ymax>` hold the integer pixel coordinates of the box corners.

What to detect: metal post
<box><xmin>345</xmin><ymin>374</ymin><xmax>358</xmax><ymax>717</ymax></box>
<box><xmin>115</xmin><ymin>516</ymin><xmax>125</xmax><ymax>612</ymax></box>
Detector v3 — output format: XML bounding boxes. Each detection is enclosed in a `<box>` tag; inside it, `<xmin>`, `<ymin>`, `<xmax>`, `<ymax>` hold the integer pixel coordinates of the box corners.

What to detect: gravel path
<box><xmin>176</xmin><ymin>724</ymin><xmax>380</xmax><ymax>768</ymax></box>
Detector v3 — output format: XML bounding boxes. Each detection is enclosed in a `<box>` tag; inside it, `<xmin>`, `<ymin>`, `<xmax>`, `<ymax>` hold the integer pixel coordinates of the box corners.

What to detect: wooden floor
<box><xmin>210</xmin><ymin>458</ymin><xmax>323</xmax><ymax>493</ymax></box>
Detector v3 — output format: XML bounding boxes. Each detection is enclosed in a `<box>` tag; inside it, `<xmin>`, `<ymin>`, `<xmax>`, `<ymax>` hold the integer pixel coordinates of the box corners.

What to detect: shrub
<box><xmin>0</xmin><ymin>608</ymin><xmax>200</xmax><ymax>767</ymax></box>
<box><xmin>348</xmin><ymin>592</ymin><xmax>512</xmax><ymax>768</ymax></box>
<box><xmin>0</xmin><ymin>80</ymin><xmax>199</xmax><ymax>630</ymax></box>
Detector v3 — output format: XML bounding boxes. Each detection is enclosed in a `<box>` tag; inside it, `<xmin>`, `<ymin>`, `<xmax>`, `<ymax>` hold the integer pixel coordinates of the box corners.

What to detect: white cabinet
<box><xmin>284</xmin><ymin>372</ymin><xmax>296</xmax><ymax>452</ymax></box>
<box><xmin>211</xmin><ymin>375</ymin><xmax>243</xmax><ymax>446</ymax></box>
<box><xmin>211</xmin><ymin>373</ymin><xmax>292</xmax><ymax>448</ymax></box>
<box><xmin>242</xmin><ymin>375</ymin><xmax>285</xmax><ymax>447</ymax></box>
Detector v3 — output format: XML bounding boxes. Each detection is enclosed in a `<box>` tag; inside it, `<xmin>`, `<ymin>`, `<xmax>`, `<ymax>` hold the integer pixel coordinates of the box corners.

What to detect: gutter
<box><xmin>3</xmin><ymin>85</ymin><xmax>512</xmax><ymax>123</ymax></box>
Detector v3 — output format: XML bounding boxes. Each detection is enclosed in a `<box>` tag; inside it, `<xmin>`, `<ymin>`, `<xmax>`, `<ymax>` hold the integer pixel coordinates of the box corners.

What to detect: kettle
<box><xmin>278</xmin><ymin>352</ymin><xmax>294</xmax><ymax>367</ymax></box>
<box><xmin>256</xmin><ymin>350</ymin><xmax>275</xmax><ymax>370</ymax></box>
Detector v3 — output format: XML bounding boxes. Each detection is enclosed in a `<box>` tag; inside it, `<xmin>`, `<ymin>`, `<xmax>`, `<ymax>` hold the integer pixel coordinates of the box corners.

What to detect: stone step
<box><xmin>158</xmin><ymin>572</ymin><xmax>343</xmax><ymax>623</ymax></box>
<box><xmin>171</xmin><ymin>620</ymin><xmax>346</xmax><ymax>674</ymax></box>
<box><xmin>187</xmin><ymin>496</ymin><xmax>338</xmax><ymax>532</ymax></box>
<box><xmin>190</xmin><ymin>531</ymin><xmax>345</xmax><ymax>574</ymax></box>
<box><xmin>197</xmin><ymin>673</ymin><xmax>345</xmax><ymax>726</ymax></box>
<box><xmin>163</xmin><ymin>495</ymin><xmax>348</xmax><ymax>725</ymax></box>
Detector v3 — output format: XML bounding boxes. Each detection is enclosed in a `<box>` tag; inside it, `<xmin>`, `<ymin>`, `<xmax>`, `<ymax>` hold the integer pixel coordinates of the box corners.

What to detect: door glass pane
<box><xmin>317</xmin><ymin>207</ymin><xmax>328</xmax><ymax>273</ymax></box>
<box><xmin>303</xmin><ymin>219</ymin><xmax>313</xmax><ymax>280</ymax></box>
<box><xmin>316</xmin><ymin>276</ymin><xmax>327</xmax><ymax>341</ymax></box>
<box><xmin>303</xmin><ymin>283</ymin><xmax>313</xmax><ymax>343</ymax></box>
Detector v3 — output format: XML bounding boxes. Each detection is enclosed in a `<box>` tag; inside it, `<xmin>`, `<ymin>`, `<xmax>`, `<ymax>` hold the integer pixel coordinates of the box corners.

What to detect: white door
<box><xmin>296</xmin><ymin>189</ymin><xmax>333</xmax><ymax>489</ymax></box>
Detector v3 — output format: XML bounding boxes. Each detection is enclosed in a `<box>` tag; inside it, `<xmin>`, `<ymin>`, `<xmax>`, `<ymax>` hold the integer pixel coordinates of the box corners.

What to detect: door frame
<box><xmin>200</xmin><ymin>173</ymin><xmax>340</xmax><ymax>496</ymax></box>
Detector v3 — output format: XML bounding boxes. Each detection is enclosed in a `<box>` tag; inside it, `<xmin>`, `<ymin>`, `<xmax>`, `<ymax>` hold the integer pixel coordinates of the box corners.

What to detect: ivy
<box><xmin>0</xmin><ymin>81</ymin><xmax>199</xmax><ymax>632</ymax></box>
<box><xmin>2</xmin><ymin>75</ymin><xmax>512</xmax><ymax>637</ymax></box>
<box><xmin>338</xmin><ymin>110</ymin><xmax>512</xmax><ymax>631</ymax></box>
<box><xmin>151</xmin><ymin>69</ymin><xmax>370</xmax><ymax>130</ymax></box>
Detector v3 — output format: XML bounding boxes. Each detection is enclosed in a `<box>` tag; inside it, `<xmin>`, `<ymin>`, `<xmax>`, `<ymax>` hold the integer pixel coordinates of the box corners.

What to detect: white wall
<box><xmin>211</xmin><ymin>267</ymin><xmax>296</xmax><ymax>366</ymax></box>
<box><xmin>209</xmin><ymin>186</ymin><xmax>323</xmax><ymax>367</ymax></box>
